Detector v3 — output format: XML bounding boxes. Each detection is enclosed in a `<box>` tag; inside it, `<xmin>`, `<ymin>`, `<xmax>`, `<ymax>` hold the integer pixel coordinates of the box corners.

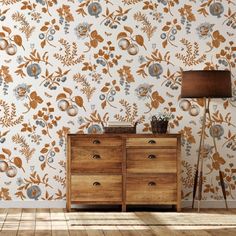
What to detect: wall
<box><xmin>0</xmin><ymin>0</ymin><xmax>235</xmax><ymax>207</ymax></box>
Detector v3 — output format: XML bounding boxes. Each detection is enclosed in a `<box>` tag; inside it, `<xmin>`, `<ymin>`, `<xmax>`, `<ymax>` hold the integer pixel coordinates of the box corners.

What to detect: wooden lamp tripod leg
<box><xmin>197</xmin><ymin>98</ymin><xmax>207</xmax><ymax>212</ymax></box>
<box><xmin>192</xmin><ymin>98</ymin><xmax>207</xmax><ymax>209</ymax></box>
<box><xmin>207</xmin><ymin>103</ymin><xmax>228</xmax><ymax>209</ymax></box>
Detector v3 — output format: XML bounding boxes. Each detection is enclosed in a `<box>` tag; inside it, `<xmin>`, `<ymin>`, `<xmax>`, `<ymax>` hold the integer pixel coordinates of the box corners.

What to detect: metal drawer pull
<box><xmin>148</xmin><ymin>181</ymin><xmax>156</xmax><ymax>186</ymax></box>
<box><xmin>148</xmin><ymin>154</ymin><xmax>156</xmax><ymax>159</ymax></box>
<box><xmin>93</xmin><ymin>139</ymin><xmax>101</xmax><ymax>144</ymax></box>
<box><xmin>148</xmin><ymin>140</ymin><xmax>156</xmax><ymax>144</ymax></box>
<box><xmin>93</xmin><ymin>154</ymin><xmax>101</xmax><ymax>159</ymax></box>
<box><xmin>93</xmin><ymin>182</ymin><xmax>101</xmax><ymax>186</ymax></box>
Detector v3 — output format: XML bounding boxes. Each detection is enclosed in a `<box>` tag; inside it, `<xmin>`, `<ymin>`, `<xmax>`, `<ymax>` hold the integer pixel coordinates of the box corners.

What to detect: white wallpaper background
<box><xmin>0</xmin><ymin>0</ymin><xmax>236</xmax><ymax>206</ymax></box>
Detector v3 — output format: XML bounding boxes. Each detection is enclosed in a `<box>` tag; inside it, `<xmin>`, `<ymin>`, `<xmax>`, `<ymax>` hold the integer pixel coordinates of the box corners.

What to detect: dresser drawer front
<box><xmin>71</xmin><ymin>175</ymin><xmax>122</xmax><ymax>202</ymax></box>
<box><xmin>71</xmin><ymin>137</ymin><xmax>123</xmax><ymax>147</ymax></box>
<box><xmin>71</xmin><ymin>148</ymin><xmax>122</xmax><ymax>173</ymax></box>
<box><xmin>126</xmin><ymin>138</ymin><xmax>177</xmax><ymax>147</ymax></box>
<box><xmin>126</xmin><ymin>174</ymin><xmax>176</xmax><ymax>203</ymax></box>
<box><xmin>127</xmin><ymin>149</ymin><xmax>176</xmax><ymax>174</ymax></box>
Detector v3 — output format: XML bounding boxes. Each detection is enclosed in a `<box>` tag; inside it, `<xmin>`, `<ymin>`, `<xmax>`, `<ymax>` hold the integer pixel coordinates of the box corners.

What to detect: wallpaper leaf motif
<box><xmin>133</xmin><ymin>12</ymin><xmax>157</xmax><ymax>40</ymax></box>
<box><xmin>0</xmin><ymin>100</ymin><xmax>23</xmax><ymax>127</ymax></box>
<box><xmin>0</xmin><ymin>0</ymin><xmax>235</xmax><ymax>204</ymax></box>
<box><xmin>12</xmin><ymin>12</ymin><xmax>35</xmax><ymax>40</ymax></box>
<box><xmin>175</xmin><ymin>39</ymin><xmax>207</xmax><ymax>66</ymax></box>
<box><xmin>54</xmin><ymin>39</ymin><xmax>84</xmax><ymax>66</ymax></box>
<box><xmin>122</xmin><ymin>0</ymin><xmax>142</xmax><ymax>5</ymax></box>
<box><xmin>12</xmin><ymin>134</ymin><xmax>35</xmax><ymax>162</ymax></box>
<box><xmin>0</xmin><ymin>0</ymin><xmax>20</xmax><ymax>5</ymax></box>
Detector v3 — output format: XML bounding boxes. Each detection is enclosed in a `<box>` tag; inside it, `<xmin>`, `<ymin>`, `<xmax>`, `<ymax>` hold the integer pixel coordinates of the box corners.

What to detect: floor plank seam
<box><xmin>70</xmin><ymin>223</ymin><xmax>236</xmax><ymax>226</ymax></box>
<box><xmin>0</xmin><ymin>209</ymin><xmax>8</xmax><ymax>232</ymax></box>
<box><xmin>16</xmin><ymin>209</ymin><xmax>23</xmax><ymax>236</ymax></box>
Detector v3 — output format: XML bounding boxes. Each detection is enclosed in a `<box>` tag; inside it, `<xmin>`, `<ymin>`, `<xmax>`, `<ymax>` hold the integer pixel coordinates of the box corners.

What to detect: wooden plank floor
<box><xmin>0</xmin><ymin>208</ymin><xmax>235</xmax><ymax>235</ymax></box>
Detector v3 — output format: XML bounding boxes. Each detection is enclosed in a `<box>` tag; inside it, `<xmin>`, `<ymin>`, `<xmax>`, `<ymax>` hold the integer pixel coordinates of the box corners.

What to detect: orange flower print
<box><xmin>212</xmin><ymin>30</ymin><xmax>225</xmax><ymax>48</ymax></box>
<box><xmin>57</xmin><ymin>5</ymin><xmax>74</xmax><ymax>22</ymax></box>
<box><xmin>29</xmin><ymin>92</ymin><xmax>43</xmax><ymax>109</ymax></box>
<box><xmin>90</xmin><ymin>30</ymin><xmax>104</xmax><ymax>48</ymax></box>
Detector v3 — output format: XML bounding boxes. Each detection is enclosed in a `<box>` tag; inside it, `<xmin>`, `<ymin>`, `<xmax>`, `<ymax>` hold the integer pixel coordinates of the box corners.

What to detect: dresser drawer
<box><xmin>127</xmin><ymin>149</ymin><xmax>176</xmax><ymax>174</ymax></box>
<box><xmin>126</xmin><ymin>174</ymin><xmax>176</xmax><ymax>203</ymax></box>
<box><xmin>126</xmin><ymin>138</ymin><xmax>177</xmax><ymax>148</ymax></box>
<box><xmin>71</xmin><ymin>175</ymin><xmax>122</xmax><ymax>202</ymax></box>
<box><xmin>71</xmin><ymin>148</ymin><xmax>122</xmax><ymax>173</ymax></box>
<box><xmin>71</xmin><ymin>137</ymin><xmax>123</xmax><ymax>147</ymax></box>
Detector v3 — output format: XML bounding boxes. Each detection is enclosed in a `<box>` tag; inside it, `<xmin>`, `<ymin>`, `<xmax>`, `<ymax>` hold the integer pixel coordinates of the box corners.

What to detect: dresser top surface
<box><xmin>67</xmin><ymin>133</ymin><xmax>181</xmax><ymax>138</ymax></box>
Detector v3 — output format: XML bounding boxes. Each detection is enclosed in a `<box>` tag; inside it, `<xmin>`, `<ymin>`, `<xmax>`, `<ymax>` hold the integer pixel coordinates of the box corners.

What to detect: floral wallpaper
<box><xmin>0</xmin><ymin>0</ymin><xmax>235</xmax><ymax>206</ymax></box>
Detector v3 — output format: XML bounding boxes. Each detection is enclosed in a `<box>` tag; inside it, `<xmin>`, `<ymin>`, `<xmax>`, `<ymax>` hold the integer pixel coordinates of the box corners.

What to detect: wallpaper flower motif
<box><xmin>0</xmin><ymin>0</ymin><xmax>235</xmax><ymax>205</ymax></box>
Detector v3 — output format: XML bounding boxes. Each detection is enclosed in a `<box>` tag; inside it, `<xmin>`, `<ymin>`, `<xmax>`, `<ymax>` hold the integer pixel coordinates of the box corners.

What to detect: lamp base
<box><xmin>192</xmin><ymin>98</ymin><xmax>228</xmax><ymax>212</ymax></box>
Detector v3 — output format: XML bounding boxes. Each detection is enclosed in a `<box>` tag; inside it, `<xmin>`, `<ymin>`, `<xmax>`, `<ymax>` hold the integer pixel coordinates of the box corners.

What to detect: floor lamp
<box><xmin>181</xmin><ymin>70</ymin><xmax>232</xmax><ymax>212</ymax></box>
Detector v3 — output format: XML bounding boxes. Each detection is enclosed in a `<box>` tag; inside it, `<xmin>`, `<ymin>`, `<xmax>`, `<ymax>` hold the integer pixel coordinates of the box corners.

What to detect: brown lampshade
<box><xmin>181</xmin><ymin>70</ymin><xmax>232</xmax><ymax>98</ymax></box>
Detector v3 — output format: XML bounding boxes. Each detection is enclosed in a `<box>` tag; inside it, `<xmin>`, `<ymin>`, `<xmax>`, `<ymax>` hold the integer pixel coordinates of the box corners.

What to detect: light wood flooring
<box><xmin>0</xmin><ymin>208</ymin><xmax>236</xmax><ymax>235</ymax></box>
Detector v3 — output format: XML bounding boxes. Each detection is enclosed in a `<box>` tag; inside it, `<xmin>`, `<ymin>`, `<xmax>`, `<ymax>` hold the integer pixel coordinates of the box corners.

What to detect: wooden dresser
<box><xmin>66</xmin><ymin>134</ymin><xmax>181</xmax><ymax>212</ymax></box>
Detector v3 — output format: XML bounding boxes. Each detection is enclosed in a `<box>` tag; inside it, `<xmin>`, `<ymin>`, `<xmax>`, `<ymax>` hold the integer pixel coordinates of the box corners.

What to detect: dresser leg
<box><xmin>176</xmin><ymin>205</ymin><xmax>181</xmax><ymax>212</ymax></box>
<box><xmin>122</xmin><ymin>204</ymin><xmax>126</xmax><ymax>212</ymax></box>
<box><xmin>171</xmin><ymin>205</ymin><xmax>181</xmax><ymax>212</ymax></box>
<box><xmin>66</xmin><ymin>202</ymin><xmax>71</xmax><ymax>212</ymax></box>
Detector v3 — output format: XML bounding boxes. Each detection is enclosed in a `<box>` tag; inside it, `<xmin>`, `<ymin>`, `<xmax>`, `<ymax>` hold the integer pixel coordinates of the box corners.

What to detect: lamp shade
<box><xmin>181</xmin><ymin>70</ymin><xmax>232</xmax><ymax>98</ymax></box>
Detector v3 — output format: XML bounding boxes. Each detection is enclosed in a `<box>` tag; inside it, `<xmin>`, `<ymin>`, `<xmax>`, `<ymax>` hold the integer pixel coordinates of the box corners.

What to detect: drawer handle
<box><xmin>148</xmin><ymin>140</ymin><xmax>156</xmax><ymax>144</ymax></box>
<box><xmin>148</xmin><ymin>181</ymin><xmax>156</xmax><ymax>186</ymax></box>
<box><xmin>93</xmin><ymin>182</ymin><xmax>101</xmax><ymax>186</ymax></box>
<box><xmin>93</xmin><ymin>139</ymin><xmax>101</xmax><ymax>144</ymax></box>
<box><xmin>148</xmin><ymin>154</ymin><xmax>156</xmax><ymax>159</ymax></box>
<box><xmin>93</xmin><ymin>154</ymin><xmax>101</xmax><ymax>159</ymax></box>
